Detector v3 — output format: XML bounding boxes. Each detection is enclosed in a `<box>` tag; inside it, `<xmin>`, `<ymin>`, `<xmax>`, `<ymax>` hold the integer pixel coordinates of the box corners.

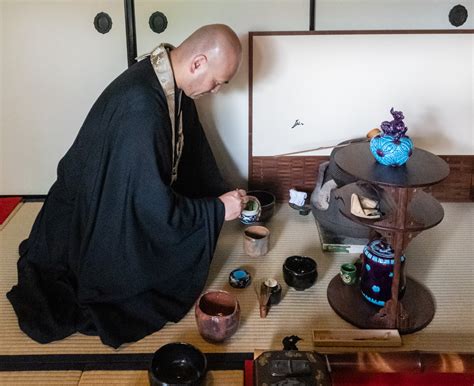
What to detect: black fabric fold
<box><xmin>7</xmin><ymin>57</ymin><xmax>227</xmax><ymax>348</ymax></box>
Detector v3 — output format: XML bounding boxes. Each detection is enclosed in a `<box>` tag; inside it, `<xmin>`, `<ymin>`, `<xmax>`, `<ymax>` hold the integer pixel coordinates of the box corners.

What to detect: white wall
<box><xmin>1</xmin><ymin>0</ymin><xmax>472</xmax><ymax>194</ymax></box>
<box><xmin>1</xmin><ymin>0</ymin><xmax>127</xmax><ymax>194</ymax></box>
<box><xmin>316</xmin><ymin>0</ymin><xmax>473</xmax><ymax>30</ymax></box>
<box><xmin>134</xmin><ymin>0</ymin><xmax>309</xmax><ymax>189</ymax></box>
<box><xmin>252</xmin><ymin>33</ymin><xmax>473</xmax><ymax>156</ymax></box>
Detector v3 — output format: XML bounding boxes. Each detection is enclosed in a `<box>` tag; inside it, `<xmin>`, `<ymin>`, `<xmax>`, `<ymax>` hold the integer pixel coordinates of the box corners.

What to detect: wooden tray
<box><xmin>312</xmin><ymin>329</ymin><xmax>402</xmax><ymax>347</ymax></box>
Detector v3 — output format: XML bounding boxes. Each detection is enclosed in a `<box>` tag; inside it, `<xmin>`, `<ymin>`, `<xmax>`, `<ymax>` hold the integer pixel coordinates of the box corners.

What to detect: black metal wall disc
<box><xmin>94</xmin><ymin>12</ymin><xmax>113</xmax><ymax>34</ymax></box>
<box><xmin>449</xmin><ymin>4</ymin><xmax>468</xmax><ymax>27</ymax></box>
<box><xmin>149</xmin><ymin>11</ymin><xmax>168</xmax><ymax>34</ymax></box>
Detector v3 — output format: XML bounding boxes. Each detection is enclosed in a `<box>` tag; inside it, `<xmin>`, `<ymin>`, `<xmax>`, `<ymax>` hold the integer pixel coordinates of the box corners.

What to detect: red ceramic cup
<box><xmin>195</xmin><ymin>290</ymin><xmax>240</xmax><ymax>343</ymax></box>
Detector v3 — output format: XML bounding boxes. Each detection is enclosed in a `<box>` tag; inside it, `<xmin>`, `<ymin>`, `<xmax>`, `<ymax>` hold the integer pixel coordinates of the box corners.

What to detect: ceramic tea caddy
<box><xmin>360</xmin><ymin>239</ymin><xmax>406</xmax><ymax>307</ymax></box>
<box><xmin>264</xmin><ymin>278</ymin><xmax>282</xmax><ymax>305</ymax></box>
<box><xmin>229</xmin><ymin>268</ymin><xmax>251</xmax><ymax>289</ymax></box>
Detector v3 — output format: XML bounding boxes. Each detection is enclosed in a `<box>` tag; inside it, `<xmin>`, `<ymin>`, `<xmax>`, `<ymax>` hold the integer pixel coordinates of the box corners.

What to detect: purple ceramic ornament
<box><xmin>370</xmin><ymin>108</ymin><xmax>414</xmax><ymax>167</ymax></box>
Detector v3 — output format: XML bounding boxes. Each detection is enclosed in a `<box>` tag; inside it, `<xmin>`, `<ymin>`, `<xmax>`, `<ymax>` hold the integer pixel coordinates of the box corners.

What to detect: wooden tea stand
<box><xmin>327</xmin><ymin>142</ymin><xmax>450</xmax><ymax>333</ymax></box>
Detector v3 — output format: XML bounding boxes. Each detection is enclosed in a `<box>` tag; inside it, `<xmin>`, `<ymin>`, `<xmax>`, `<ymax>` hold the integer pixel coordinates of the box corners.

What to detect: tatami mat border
<box><xmin>0</xmin><ymin>353</ymin><xmax>252</xmax><ymax>372</ymax></box>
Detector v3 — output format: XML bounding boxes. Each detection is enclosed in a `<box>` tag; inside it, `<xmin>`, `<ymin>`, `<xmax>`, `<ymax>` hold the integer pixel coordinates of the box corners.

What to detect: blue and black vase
<box><xmin>370</xmin><ymin>134</ymin><xmax>413</xmax><ymax>167</ymax></box>
<box><xmin>360</xmin><ymin>239</ymin><xmax>406</xmax><ymax>307</ymax></box>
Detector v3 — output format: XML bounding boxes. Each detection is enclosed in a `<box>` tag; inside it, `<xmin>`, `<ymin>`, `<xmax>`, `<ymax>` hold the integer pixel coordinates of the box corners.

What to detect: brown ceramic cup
<box><xmin>243</xmin><ymin>225</ymin><xmax>270</xmax><ymax>257</ymax></box>
<box><xmin>195</xmin><ymin>290</ymin><xmax>240</xmax><ymax>343</ymax></box>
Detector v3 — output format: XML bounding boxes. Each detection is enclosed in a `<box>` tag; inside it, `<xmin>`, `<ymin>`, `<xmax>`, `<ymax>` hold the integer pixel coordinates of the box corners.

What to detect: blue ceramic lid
<box><xmin>229</xmin><ymin>268</ymin><xmax>251</xmax><ymax>289</ymax></box>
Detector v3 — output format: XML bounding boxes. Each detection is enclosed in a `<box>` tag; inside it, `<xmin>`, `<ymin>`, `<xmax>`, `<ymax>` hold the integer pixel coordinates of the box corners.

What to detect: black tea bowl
<box><xmin>283</xmin><ymin>255</ymin><xmax>318</xmax><ymax>291</ymax></box>
<box><xmin>149</xmin><ymin>342</ymin><xmax>207</xmax><ymax>386</ymax></box>
<box><xmin>247</xmin><ymin>190</ymin><xmax>276</xmax><ymax>222</ymax></box>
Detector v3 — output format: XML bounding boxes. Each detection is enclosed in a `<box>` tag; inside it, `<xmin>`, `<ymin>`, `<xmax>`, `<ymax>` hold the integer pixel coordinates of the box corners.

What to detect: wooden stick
<box><xmin>274</xmin><ymin>142</ymin><xmax>361</xmax><ymax>157</ymax></box>
<box><xmin>273</xmin><ymin>128</ymin><xmax>381</xmax><ymax>157</ymax></box>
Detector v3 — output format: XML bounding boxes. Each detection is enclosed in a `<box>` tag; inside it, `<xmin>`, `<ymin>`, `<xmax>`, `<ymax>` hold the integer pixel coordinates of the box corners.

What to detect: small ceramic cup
<box><xmin>240</xmin><ymin>196</ymin><xmax>262</xmax><ymax>225</ymax></box>
<box><xmin>283</xmin><ymin>256</ymin><xmax>318</xmax><ymax>291</ymax></box>
<box><xmin>340</xmin><ymin>263</ymin><xmax>357</xmax><ymax>285</ymax></box>
<box><xmin>229</xmin><ymin>268</ymin><xmax>252</xmax><ymax>289</ymax></box>
<box><xmin>243</xmin><ymin>225</ymin><xmax>270</xmax><ymax>257</ymax></box>
<box><xmin>195</xmin><ymin>290</ymin><xmax>240</xmax><ymax>343</ymax></box>
<box><xmin>149</xmin><ymin>342</ymin><xmax>207</xmax><ymax>386</ymax></box>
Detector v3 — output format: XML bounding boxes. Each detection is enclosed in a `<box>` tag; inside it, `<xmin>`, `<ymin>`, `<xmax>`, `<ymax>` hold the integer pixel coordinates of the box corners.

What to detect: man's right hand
<box><xmin>219</xmin><ymin>189</ymin><xmax>247</xmax><ymax>221</ymax></box>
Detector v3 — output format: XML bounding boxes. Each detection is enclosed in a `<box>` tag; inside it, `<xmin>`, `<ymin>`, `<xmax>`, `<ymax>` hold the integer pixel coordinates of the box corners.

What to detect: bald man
<box><xmin>8</xmin><ymin>24</ymin><xmax>245</xmax><ymax>348</ymax></box>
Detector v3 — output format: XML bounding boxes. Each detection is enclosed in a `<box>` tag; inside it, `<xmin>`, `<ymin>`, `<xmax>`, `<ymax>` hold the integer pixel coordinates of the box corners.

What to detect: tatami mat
<box><xmin>78</xmin><ymin>371</ymin><xmax>149</xmax><ymax>386</ymax></box>
<box><xmin>1</xmin><ymin>202</ymin><xmax>473</xmax><ymax>355</ymax></box>
<box><xmin>77</xmin><ymin>370</ymin><xmax>242</xmax><ymax>385</ymax></box>
<box><xmin>0</xmin><ymin>370</ymin><xmax>242</xmax><ymax>385</ymax></box>
<box><xmin>0</xmin><ymin>370</ymin><xmax>82</xmax><ymax>385</ymax></box>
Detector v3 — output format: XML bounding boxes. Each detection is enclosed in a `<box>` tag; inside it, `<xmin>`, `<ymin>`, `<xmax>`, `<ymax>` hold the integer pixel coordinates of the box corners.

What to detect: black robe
<box><xmin>7</xmin><ymin>57</ymin><xmax>228</xmax><ymax>348</ymax></box>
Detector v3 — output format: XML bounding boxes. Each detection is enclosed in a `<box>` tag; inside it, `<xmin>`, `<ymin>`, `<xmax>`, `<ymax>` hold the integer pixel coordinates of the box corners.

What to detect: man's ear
<box><xmin>191</xmin><ymin>54</ymin><xmax>208</xmax><ymax>74</ymax></box>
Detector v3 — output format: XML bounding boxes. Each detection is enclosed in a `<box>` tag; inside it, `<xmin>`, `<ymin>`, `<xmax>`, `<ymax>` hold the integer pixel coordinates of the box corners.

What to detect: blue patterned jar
<box><xmin>370</xmin><ymin>134</ymin><xmax>413</xmax><ymax>167</ymax></box>
<box><xmin>370</xmin><ymin>108</ymin><xmax>413</xmax><ymax>167</ymax></box>
<box><xmin>360</xmin><ymin>239</ymin><xmax>406</xmax><ymax>307</ymax></box>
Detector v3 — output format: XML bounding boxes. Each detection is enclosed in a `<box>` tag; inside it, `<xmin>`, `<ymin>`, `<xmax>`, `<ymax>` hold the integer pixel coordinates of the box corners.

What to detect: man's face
<box><xmin>184</xmin><ymin>55</ymin><xmax>236</xmax><ymax>99</ymax></box>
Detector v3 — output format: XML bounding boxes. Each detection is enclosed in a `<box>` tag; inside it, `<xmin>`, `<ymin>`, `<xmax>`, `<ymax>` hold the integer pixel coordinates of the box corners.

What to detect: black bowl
<box><xmin>283</xmin><ymin>256</ymin><xmax>318</xmax><ymax>291</ymax></box>
<box><xmin>247</xmin><ymin>190</ymin><xmax>276</xmax><ymax>222</ymax></box>
<box><xmin>149</xmin><ymin>343</ymin><xmax>207</xmax><ymax>386</ymax></box>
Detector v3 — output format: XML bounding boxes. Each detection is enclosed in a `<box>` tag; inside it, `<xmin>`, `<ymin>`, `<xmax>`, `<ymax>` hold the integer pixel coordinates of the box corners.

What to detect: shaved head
<box><xmin>170</xmin><ymin>24</ymin><xmax>242</xmax><ymax>99</ymax></box>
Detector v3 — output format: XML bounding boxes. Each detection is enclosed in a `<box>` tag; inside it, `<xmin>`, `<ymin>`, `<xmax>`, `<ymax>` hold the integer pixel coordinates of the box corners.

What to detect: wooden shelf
<box><xmin>334</xmin><ymin>143</ymin><xmax>450</xmax><ymax>188</ymax></box>
<box><xmin>335</xmin><ymin>183</ymin><xmax>444</xmax><ymax>233</ymax></box>
<box><xmin>326</xmin><ymin>142</ymin><xmax>449</xmax><ymax>332</ymax></box>
<box><xmin>327</xmin><ymin>275</ymin><xmax>435</xmax><ymax>334</ymax></box>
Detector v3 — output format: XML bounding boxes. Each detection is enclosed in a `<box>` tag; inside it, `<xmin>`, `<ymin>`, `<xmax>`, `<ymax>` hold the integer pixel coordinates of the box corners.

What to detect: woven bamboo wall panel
<box><xmin>428</xmin><ymin>156</ymin><xmax>474</xmax><ymax>202</ymax></box>
<box><xmin>249</xmin><ymin>155</ymin><xmax>474</xmax><ymax>202</ymax></box>
<box><xmin>249</xmin><ymin>156</ymin><xmax>328</xmax><ymax>201</ymax></box>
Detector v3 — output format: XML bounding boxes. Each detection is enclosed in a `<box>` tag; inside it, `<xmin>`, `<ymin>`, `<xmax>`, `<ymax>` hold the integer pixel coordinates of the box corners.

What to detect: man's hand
<box><xmin>219</xmin><ymin>189</ymin><xmax>247</xmax><ymax>221</ymax></box>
